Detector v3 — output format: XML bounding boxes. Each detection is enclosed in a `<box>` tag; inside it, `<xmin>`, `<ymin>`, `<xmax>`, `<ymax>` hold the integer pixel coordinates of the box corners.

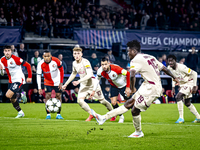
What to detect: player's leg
<box><xmin>91</xmin><ymin>96</ymin><xmax>134</xmax><ymax>125</ymax></box>
<box><xmin>184</xmin><ymin>98</ymin><xmax>200</xmax><ymax>123</ymax></box>
<box><xmin>175</xmin><ymin>92</ymin><xmax>185</xmax><ymax>123</ymax></box>
<box><xmin>45</xmin><ymin>86</ymin><xmax>52</xmax><ymax>119</ymax></box>
<box><xmin>55</xmin><ymin>92</ymin><xmax>64</xmax><ymax>119</ymax></box>
<box><xmin>6</xmin><ymin>83</ymin><xmax>25</xmax><ymax>118</ymax></box>
<box><xmin>128</xmin><ymin>106</ymin><xmax>144</xmax><ymax>138</ymax></box>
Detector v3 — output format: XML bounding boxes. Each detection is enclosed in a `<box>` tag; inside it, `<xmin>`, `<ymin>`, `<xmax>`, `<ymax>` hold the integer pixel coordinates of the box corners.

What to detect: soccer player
<box><xmin>0</xmin><ymin>45</ymin><xmax>32</xmax><ymax>118</ymax></box>
<box><xmin>37</xmin><ymin>50</ymin><xmax>64</xmax><ymax>119</ymax></box>
<box><xmin>167</xmin><ymin>54</ymin><xmax>200</xmax><ymax>123</ymax></box>
<box><xmin>62</xmin><ymin>45</ymin><xmax>113</xmax><ymax>121</ymax></box>
<box><xmin>91</xmin><ymin>40</ymin><xmax>179</xmax><ymax>138</ymax></box>
<box><xmin>89</xmin><ymin>57</ymin><xmax>131</xmax><ymax>123</ymax></box>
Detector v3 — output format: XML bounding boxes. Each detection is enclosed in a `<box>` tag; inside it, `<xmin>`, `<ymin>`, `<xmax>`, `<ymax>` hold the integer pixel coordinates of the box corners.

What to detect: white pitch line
<box><xmin>0</xmin><ymin>117</ymin><xmax>199</xmax><ymax>127</ymax></box>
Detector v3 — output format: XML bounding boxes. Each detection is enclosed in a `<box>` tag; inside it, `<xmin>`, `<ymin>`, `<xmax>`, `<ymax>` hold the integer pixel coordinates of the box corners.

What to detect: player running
<box><xmin>167</xmin><ymin>54</ymin><xmax>200</xmax><ymax>123</ymax></box>
<box><xmin>37</xmin><ymin>50</ymin><xmax>64</xmax><ymax>119</ymax></box>
<box><xmin>0</xmin><ymin>45</ymin><xmax>32</xmax><ymax>118</ymax></box>
<box><xmin>62</xmin><ymin>45</ymin><xmax>113</xmax><ymax>121</ymax></box>
<box><xmin>89</xmin><ymin>57</ymin><xmax>131</xmax><ymax>123</ymax></box>
<box><xmin>91</xmin><ymin>40</ymin><xmax>179</xmax><ymax>138</ymax></box>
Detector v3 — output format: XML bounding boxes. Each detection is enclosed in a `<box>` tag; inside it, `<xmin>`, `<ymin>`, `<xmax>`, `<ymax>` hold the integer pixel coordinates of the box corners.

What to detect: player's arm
<box><xmin>63</xmin><ymin>64</ymin><xmax>77</xmax><ymax>89</ymax></box>
<box><xmin>130</xmin><ymin>69</ymin><xmax>136</xmax><ymax>94</ymax></box>
<box><xmin>161</xmin><ymin>67</ymin><xmax>179</xmax><ymax>86</ymax></box>
<box><xmin>36</xmin><ymin>62</ymin><xmax>43</xmax><ymax>94</ymax></box>
<box><xmin>188</xmin><ymin>69</ymin><xmax>197</xmax><ymax>93</ymax></box>
<box><xmin>22</xmin><ymin>61</ymin><xmax>32</xmax><ymax>82</ymax></box>
<box><xmin>0</xmin><ymin>60</ymin><xmax>4</xmax><ymax>76</ymax></box>
<box><xmin>56</xmin><ymin>59</ymin><xmax>64</xmax><ymax>90</ymax></box>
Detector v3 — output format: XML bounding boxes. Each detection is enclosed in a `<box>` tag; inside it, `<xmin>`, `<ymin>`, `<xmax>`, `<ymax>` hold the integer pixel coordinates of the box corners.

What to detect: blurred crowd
<box><xmin>0</xmin><ymin>0</ymin><xmax>200</xmax><ymax>38</ymax></box>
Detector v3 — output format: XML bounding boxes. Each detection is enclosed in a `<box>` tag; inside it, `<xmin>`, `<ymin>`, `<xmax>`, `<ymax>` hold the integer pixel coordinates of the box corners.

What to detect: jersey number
<box><xmin>147</xmin><ymin>59</ymin><xmax>159</xmax><ymax>76</ymax></box>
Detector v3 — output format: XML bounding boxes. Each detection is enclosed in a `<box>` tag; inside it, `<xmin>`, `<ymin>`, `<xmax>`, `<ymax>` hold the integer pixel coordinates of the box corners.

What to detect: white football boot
<box><xmin>15</xmin><ymin>110</ymin><xmax>25</xmax><ymax>118</ymax></box>
<box><xmin>118</xmin><ymin>114</ymin><xmax>124</xmax><ymax>123</ymax></box>
<box><xmin>128</xmin><ymin>131</ymin><xmax>144</xmax><ymax>138</ymax></box>
<box><xmin>91</xmin><ymin>109</ymin><xmax>106</xmax><ymax>125</ymax></box>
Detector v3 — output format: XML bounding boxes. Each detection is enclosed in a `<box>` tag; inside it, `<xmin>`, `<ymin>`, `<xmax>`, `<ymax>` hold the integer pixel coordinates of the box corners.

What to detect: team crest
<box><xmin>52</xmin><ymin>64</ymin><xmax>55</xmax><ymax>67</ymax></box>
<box><xmin>10</xmin><ymin>61</ymin><xmax>13</xmax><ymax>64</ymax></box>
<box><xmin>113</xmin><ymin>74</ymin><xmax>115</xmax><ymax>77</ymax></box>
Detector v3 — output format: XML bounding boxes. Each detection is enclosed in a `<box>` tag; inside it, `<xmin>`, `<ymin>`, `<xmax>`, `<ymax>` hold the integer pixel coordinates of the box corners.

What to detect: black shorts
<box><xmin>8</xmin><ymin>82</ymin><xmax>23</xmax><ymax>94</ymax></box>
<box><xmin>110</xmin><ymin>86</ymin><xmax>131</xmax><ymax>100</ymax></box>
<box><xmin>45</xmin><ymin>85</ymin><xmax>61</xmax><ymax>93</ymax></box>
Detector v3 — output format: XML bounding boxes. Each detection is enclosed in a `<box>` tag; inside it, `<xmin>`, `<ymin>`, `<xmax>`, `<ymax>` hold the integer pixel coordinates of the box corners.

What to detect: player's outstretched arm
<box><xmin>62</xmin><ymin>72</ymin><xmax>77</xmax><ymax>89</ymax></box>
<box><xmin>161</xmin><ymin>67</ymin><xmax>179</xmax><ymax>85</ymax></box>
<box><xmin>0</xmin><ymin>63</ymin><xmax>4</xmax><ymax>76</ymax></box>
<box><xmin>89</xmin><ymin>76</ymin><xmax>101</xmax><ymax>100</ymax></box>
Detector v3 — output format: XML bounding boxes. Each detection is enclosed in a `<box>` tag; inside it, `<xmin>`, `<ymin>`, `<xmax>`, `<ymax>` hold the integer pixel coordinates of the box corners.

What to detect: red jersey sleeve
<box><xmin>110</xmin><ymin>64</ymin><xmax>123</xmax><ymax>75</ymax></box>
<box><xmin>12</xmin><ymin>55</ymin><xmax>23</xmax><ymax>65</ymax></box>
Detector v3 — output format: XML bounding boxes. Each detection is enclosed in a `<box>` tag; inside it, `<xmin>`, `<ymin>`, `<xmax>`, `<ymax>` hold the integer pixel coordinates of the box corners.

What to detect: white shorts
<box><xmin>78</xmin><ymin>84</ymin><xmax>104</xmax><ymax>100</ymax></box>
<box><xmin>179</xmin><ymin>85</ymin><xmax>193</xmax><ymax>99</ymax></box>
<box><xmin>132</xmin><ymin>82</ymin><xmax>162</xmax><ymax>112</ymax></box>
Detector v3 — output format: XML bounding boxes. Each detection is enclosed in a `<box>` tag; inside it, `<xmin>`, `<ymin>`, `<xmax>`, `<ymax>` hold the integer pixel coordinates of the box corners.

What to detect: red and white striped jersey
<box><xmin>0</xmin><ymin>55</ymin><xmax>31</xmax><ymax>84</ymax></box>
<box><xmin>97</xmin><ymin>64</ymin><xmax>130</xmax><ymax>88</ymax></box>
<box><xmin>37</xmin><ymin>56</ymin><xmax>64</xmax><ymax>87</ymax></box>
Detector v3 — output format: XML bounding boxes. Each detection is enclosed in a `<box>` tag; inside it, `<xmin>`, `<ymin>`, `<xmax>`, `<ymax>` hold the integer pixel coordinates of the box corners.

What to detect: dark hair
<box><xmin>3</xmin><ymin>45</ymin><xmax>11</xmax><ymax>50</ymax></box>
<box><xmin>167</xmin><ymin>54</ymin><xmax>176</xmax><ymax>61</ymax></box>
<box><xmin>126</xmin><ymin>40</ymin><xmax>141</xmax><ymax>52</ymax></box>
<box><xmin>43</xmin><ymin>50</ymin><xmax>51</xmax><ymax>54</ymax></box>
<box><xmin>101</xmin><ymin>57</ymin><xmax>109</xmax><ymax>62</ymax></box>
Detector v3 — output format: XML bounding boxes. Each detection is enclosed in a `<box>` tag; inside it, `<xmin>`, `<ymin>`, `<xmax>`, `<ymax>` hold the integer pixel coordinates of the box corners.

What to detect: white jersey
<box><xmin>0</xmin><ymin>55</ymin><xmax>25</xmax><ymax>84</ymax></box>
<box><xmin>167</xmin><ymin>63</ymin><xmax>193</xmax><ymax>86</ymax></box>
<box><xmin>72</xmin><ymin>58</ymin><xmax>95</xmax><ymax>86</ymax></box>
<box><xmin>130</xmin><ymin>53</ymin><xmax>164</xmax><ymax>95</ymax></box>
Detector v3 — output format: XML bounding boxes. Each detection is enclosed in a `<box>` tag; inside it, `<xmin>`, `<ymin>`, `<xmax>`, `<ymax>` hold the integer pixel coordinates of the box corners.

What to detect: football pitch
<box><xmin>0</xmin><ymin>103</ymin><xmax>200</xmax><ymax>150</ymax></box>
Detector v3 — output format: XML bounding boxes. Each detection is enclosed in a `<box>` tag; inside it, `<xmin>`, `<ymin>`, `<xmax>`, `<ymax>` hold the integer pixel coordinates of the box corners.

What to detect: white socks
<box><xmin>177</xmin><ymin>101</ymin><xmax>184</xmax><ymax>119</ymax></box>
<box><xmin>133</xmin><ymin>114</ymin><xmax>141</xmax><ymax>132</ymax></box>
<box><xmin>105</xmin><ymin>105</ymin><xmax>129</xmax><ymax>120</ymax></box>
<box><xmin>188</xmin><ymin>104</ymin><xmax>200</xmax><ymax>119</ymax></box>
<box><xmin>99</xmin><ymin>99</ymin><xmax>113</xmax><ymax>111</ymax></box>
<box><xmin>78</xmin><ymin>99</ymin><xmax>92</xmax><ymax>114</ymax></box>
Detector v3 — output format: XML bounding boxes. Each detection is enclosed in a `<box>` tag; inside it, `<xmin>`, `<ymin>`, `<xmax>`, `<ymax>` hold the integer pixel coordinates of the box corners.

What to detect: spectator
<box><xmin>36</xmin><ymin>18</ymin><xmax>49</xmax><ymax>36</ymax></box>
<box><xmin>140</xmin><ymin>12</ymin><xmax>150</xmax><ymax>30</ymax></box>
<box><xmin>130</xmin><ymin>21</ymin><xmax>139</xmax><ymax>30</ymax></box>
<box><xmin>72</xmin><ymin>87</ymin><xmax>79</xmax><ymax>103</ymax></box>
<box><xmin>192</xmin><ymin>86</ymin><xmax>200</xmax><ymax>103</ymax></box>
<box><xmin>116</xmin><ymin>19</ymin><xmax>125</xmax><ymax>29</ymax></box>
<box><xmin>31</xmin><ymin>88</ymin><xmax>45</xmax><ymax>103</ymax></box>
<box><xmin>31</xmin><ymin>50</ymin><xmax>41</xmax><ymax>73</ymax></box>
<box><xmin>96</xmin><ymin>18</ymin><xmax>105</xmax><ymax>29</ymax></box>
<box><xmin>11</xmin><ymin>45</ymin><xmax>18</xmax><ymax>57</ymax></box>
<box><xmin>106</xmin><ymin>50</ymin><xmax>115</xmax><ymax>64</ymax></box>
<box><xmin>162</xmin><ymin>54</ymin><xmax>167</xmax><ymax>66</ymax></box>
<box><xmin>157</xmin><ymin>12</ymin><xmax>165</xmax><ymax>30</ymax></box>
<box><xmin>0</xmin><ymin>14</ymin><xmax>7</xmax><ymax>26</ymax></box>
<box><xmin>179</xmin><ymin>58</ymin><xmax>185</xmax><ymax>64</ymax></box>
<box><xmin>82</xmin><ymin>18</ymin><xmax>90</xmax><ymax>29</ymax></box>
<box><xmin>18</xmin><ymin>43</ymin><xmax>27</xmax><ymax>61</ymax></box>
<box><xmin>186</xmin><ymin>47</ymin><xmax>198</xmax><ymax>71</ymax></box>
<box><xmin>58</xmin><ymin>54</ymin><xmax>67</xmax><ymax>74</ymax></box>
<box><xmin>93</xmin><ymin>64</ymin><xmax>99</xmax><ymax>74</ymax></box>
<box><xmin>61</xmin><ymin>89</ymin><xmax>70</xmax><ymax>103</ymax></box>
<box><xmin>89</xmin><ymin>53</ymin><xmax>99</xmax><ymax>70</ymax></box>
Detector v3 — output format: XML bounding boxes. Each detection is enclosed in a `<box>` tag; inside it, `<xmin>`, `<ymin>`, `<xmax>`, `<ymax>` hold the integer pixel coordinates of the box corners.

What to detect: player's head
<box><xmin>3</xmin><ymin>45</ymin><xmax>12</xmax><ymax>59</ymax></box>
<box><xmin>101</xmin><ymin>57</ymin><xmax>110</xmax><ymax>72</ymax></box>
<box><xmin>73</xmin><ymin>45</ymin><xmax>83</xmax><ymax>61</ymax></box>
<box><xmin>43</xmin><ymin>50</ymin><xmax>52</xmax><ymax>63</ymax></box>
<box><xmin>167</xmin><ymin>54</ymin><xmax>177</xmax><ymax>68</ymax></box>
<box><xmin>127</xmin><ymin>40</ymin><xmax>141</xmax><ymax>60</ymax></box>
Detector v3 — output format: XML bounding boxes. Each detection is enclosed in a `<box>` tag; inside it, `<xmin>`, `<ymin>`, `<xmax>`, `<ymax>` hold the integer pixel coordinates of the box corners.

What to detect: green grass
<box><xmin>0</xmin><ymin>103</ymin><xmax>200</xmax><ymax>150</ymax></box>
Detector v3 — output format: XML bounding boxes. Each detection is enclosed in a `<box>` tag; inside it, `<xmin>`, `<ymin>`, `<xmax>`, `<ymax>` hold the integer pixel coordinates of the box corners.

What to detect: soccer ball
<box><xmin>46</xmin><ymin>98</ymin><xmax>61</xmax><ymax>113</ymax></box>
